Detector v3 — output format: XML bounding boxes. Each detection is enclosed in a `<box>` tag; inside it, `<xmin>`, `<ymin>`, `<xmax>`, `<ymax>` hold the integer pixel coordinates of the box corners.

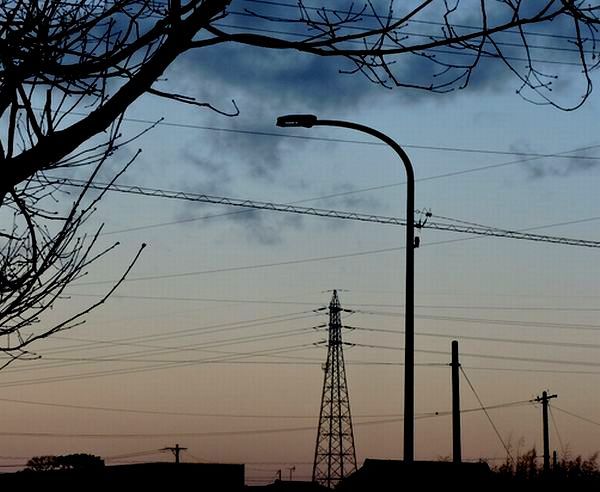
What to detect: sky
<box><xmin>3</xmin><ymin>0</ymin><xmax>600</xmax><ymax>485</ymax></box>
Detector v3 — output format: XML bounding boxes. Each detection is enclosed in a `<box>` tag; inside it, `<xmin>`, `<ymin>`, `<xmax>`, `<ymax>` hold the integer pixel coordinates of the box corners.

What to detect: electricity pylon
<box><xmin>312</xmin><ymin>290</ymin><xmax>357</xmax><ymax>488</ymax></box>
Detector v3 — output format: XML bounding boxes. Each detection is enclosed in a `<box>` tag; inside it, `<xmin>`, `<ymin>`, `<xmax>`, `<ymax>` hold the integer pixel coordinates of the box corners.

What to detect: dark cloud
<box><xmin>159</xmin><ymin>1</ymin><xmax>595</xmax><ymax>240</ymax></box>
<box><xmin>179</xmin><ymin>148</ymin><xmax>233</xmax><ymax>195</ymax></box>
<box><xmin>387</xmin><ymin>1</ymin><xmax>589</xmax><ymax>107</ymax></box>
<box><xmin>309</xmin><ymin>182</ymin><xmax>383</xmax><ymax>212</ymax></box>
<box><xmin>226</xmin><ymin>208</ymin><xmax>305</xmax><ymax>245</ymax></box>
<box><xmin>168</xmin><ymin>41</ymin><xmax>369</xmax><ymax>182</ymax></box>
<box><xmin>182</xmin><ymin>1</ymin><xmax>591</xmax><ymax>112</ymax></box>
<box><xmin>511</xmin><ymin>143</ymin><xmax>600</xmax><ymax>180</ymax></box>
<box><xmin>180</xmin><ymin>43</ymin><xmax>376</xmax><ymax>113</ymax></box>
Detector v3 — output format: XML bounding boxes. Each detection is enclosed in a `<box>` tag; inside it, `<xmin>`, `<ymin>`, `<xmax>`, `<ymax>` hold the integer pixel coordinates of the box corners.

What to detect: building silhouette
<box><xmin>0</xmin><ymin>462</ymin><xmax>244</xmax><ymax>491</ymax></box>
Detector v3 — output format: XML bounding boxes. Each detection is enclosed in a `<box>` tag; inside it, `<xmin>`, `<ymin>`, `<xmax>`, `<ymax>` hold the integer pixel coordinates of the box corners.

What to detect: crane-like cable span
<box><xmin>52</xmin><ymin>177</ymin><xmax>600</xmax><ymax>248</ymax></box>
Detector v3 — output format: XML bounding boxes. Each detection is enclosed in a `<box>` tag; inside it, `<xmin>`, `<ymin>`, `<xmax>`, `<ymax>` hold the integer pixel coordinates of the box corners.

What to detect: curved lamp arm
<box><xmin>276</xmin><ymin>114</ymin><xmax>416</xmax><ymax>462</ymax></box>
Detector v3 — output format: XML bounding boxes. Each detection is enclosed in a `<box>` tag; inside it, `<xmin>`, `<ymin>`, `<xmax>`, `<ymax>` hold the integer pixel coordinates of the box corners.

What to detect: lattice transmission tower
<box><xmin>313</xmin><ymin>290</ymin><xmax>357</xmax><ymax>488</ymax></box>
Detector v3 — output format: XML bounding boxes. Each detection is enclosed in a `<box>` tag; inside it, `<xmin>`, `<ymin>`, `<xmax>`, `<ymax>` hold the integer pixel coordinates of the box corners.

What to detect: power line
<box><xmin>460</xmin><ymin>366</ymin><xmax>514</xmax><ymax>464</ymax></box>
<box><xmin>45</xmin><ymin>0</ymin><xmax>588</xmax><ymax>46</ymax></box>
<box><xmin>20</xmin><ymin>331</ymin><xmax>600</xmax><ymax>373</ymax></box>
<box><xmin>6</xmin><ymin>318</ymin><xmax>597</xmax><ymax>387</ymax></box>
<box><xmin>220</xmin><ymin>17</ymin><xmax>583</xmax><ymax>67</ymax></box>
<box><xmin>39</xmin><ymin>310</ymin><xmax>318</xmax><ymax>357</ymax></box>
<box><xmin>230</xmin><ymin>3</ymin><xmax>588</xmax><ymax>51</ymax></box>
<box><xmin>461</xmin><ymin>366</ymin><xmax>600</xmax><ymax>376</ymax></box>
<box><xmin>14</xmin><ymin>308</ymin><xmax>600</xmax><ymax>377</ymax></box>
<box><xmin>3</xmin><ymin>351</ymin><xmax>324</xmax><ymax>376</ymax></box>
<box><xmin>182</xmin><ymin>450</ymin><xmax>209</xmax><ymax>463</ymax></box>
<box><xmin>64</xmin><ymin>292</ymin><xmax>600</xmax><ymax>312</ymax></box>
<box><xmin>48</xmin><ymin>179</ymin><xmax>600</xmax><ymax>282</ymax></box>
<box><xmin>0</xmin><ymin>355</ymin><xmax>596</xmax><ymax>390</ymax></box>
<box><xmin>71</xmin><ymin>229</ymin><xmax>599</xmax><ymax>283</ymax></box>
<box><xmin>90</xmin><ymin>139</ymin><xmax>600</xmax><ymax>238</ymax></box>
<box><xmin>224</xmin><ymin>0</ymin><xmax>591</xmax><ymax>67</ymax></box>
<box><xmin>549</xmin><ymin>405</ymin><xmax>566</xmax><ymax>456</ymax></box>
<box><xmin>73</xmin><ymin>245</ymin><xmax>407</xmax><ymax>285</ymax></box>
<box><xmin>0</xmin><ymin>394</ymin><xmax>451</xmax><ymax>420</ymax></box>
<box><xmin>9</xmin><ymin>304</ymin><xmax>600</xmax><ymax>378</ymax></box>
<box><xmin>551</xmin><ymin>405</ymin><xmax>600</xmax><ymax>429</ymax></box>
<box><xmin>0</xmin><ymin>337</ymin><xmax>318</xmax><ymax>380</ymax></box>
<box><xmin>352</xmin><ymin>343</ymin><xmax>600</xmax><ymax>368</ymax></box>
<box><xmin>0</xmin><ymin>398</ymin><xmax>533</xmax><ymax>439</ymax></box>
<box><xmin>241</xmin><ymin>0</ymin><xmax>583</xmax><ymax>43</ymax></box>
<box><xmin>100</xmin><ymin>203</ymin><xmax>600</xmax><ymax>238</ymax></box>
<box><xmin>11</xmin><ymin>335</ymin><xmax>600</xmax><ymax>390</ymax></box>
<box><xmin>5</xmin><ymin>313</ymin><xmax>320</xmax><ymax>371</ymax></box>
<box><xmin>350</xmin><ymin>326</ymin><xmax>600</xmax><ymax>351</ymax></box>
<box><xmin>52</xmin><ymin>108</ymin><xmax>600</xmax><ymax>161</ymax></box>
<box><xmin>8</xmin><ymin>292</ymin><xmax>600</xmax><ymax>382</ymax></box>
<box><xmin>64</xmin><ymin>292</ymin><xmax>317</xmax><ymax>305</ymax></box>
<box><xmin>0</xmin><ymin>343</ymin><xmax>320</xmax><ymax>389</ymax></box>
<box><xmin>104</xmin><ymin>449</ymin><xmax>166</xmax><ymax>460</ymax></box>
<box><xmin>353</xmin><ymin>310</ymin><xmax>600</xmax><ymax>332</ymax></box>
<box><xmin>1</xmin><ymin>329</ymin><xmax>321</xmax><ymax>376</ymax></box>
<box><xmin>39</xmin><ymin>344</ymin><xmax>314</xmax><ymax>365</ymax></box>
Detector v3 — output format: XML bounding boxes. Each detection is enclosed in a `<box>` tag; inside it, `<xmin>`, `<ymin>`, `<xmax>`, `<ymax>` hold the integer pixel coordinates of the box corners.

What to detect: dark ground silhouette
<box><xmin>1</xmin><ymin>453</ymin><xmax>599</xmax><ymax>491</ymax></box>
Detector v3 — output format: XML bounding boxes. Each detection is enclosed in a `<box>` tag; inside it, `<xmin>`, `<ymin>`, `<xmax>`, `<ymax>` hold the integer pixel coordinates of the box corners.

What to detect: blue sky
<box><xmin>4</xmin><ymin>0</ymin><xmax>600</xmax><ymax>484</ymax></box>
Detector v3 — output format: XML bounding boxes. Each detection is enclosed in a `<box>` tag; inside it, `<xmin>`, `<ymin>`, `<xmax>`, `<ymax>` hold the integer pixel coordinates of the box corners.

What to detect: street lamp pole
<box><xmin>276</xmin><ymin>114</ymin><xmax>416</xmax><ymax>462</ymax></box>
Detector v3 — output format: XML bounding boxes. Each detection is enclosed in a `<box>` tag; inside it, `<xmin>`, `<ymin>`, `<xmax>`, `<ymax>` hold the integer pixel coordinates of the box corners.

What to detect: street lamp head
<box><xmin>276</xmin><ymin>114</ymin><xmax>318</xmax><ymax>128</ymax></box>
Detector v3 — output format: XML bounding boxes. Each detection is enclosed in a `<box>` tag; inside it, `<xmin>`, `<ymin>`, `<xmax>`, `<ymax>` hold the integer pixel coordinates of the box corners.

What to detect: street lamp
<box><xmin>276</xmin><ymin>114</ymin><xmax>416</xmax><ymax>462</ymax></box>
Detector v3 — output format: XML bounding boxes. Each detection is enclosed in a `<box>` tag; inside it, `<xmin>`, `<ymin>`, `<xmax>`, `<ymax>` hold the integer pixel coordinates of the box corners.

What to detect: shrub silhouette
<box><xmin>492</xmin><ymin>448</ymin><xmax>600</xmax><ymax>481</ymax></box>
<box><xmin>25</xmin><ymin>454</ymin><xmax>104</xmax><ymax>472</ymax></box>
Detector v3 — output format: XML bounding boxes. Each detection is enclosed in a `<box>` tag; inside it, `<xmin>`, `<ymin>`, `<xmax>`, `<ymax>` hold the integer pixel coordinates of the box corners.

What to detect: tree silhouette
<box><xmin>25</xmin><ymin>454</ymin><xmax>105</xmax><ymax>472</ymax></box>
<box><xmin>493</xmin><ymin>447</ymin><xmax>600</xmax><ymax>482</ymax></box>
<box><xmin>2</xmin><ymin>0</ymin><xmax>599</xmax><ymax>363</ymax></box>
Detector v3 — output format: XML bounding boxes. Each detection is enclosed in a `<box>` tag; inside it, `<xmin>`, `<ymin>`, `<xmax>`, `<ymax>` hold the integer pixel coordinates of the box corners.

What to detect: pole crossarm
<box><xmin>51</xmin><ymin>177</ymin><xmax>600</xmax><ymax>249</ymax></box>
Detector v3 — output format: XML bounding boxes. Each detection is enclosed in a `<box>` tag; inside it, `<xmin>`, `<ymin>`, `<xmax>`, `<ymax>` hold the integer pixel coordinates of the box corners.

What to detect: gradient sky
<box><xmin>3</xmin><ymin>1</ymin><xmax>600</xmax><ymax>485</ymax></box>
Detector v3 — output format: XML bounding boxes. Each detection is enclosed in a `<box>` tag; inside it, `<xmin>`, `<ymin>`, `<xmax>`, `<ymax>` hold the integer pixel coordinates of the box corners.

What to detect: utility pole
<box><xmin>535</xmin><ymin>391</ymin><xmax>557</xmax><ymax>474</ymax></box>
<box><xmin>162</xmin><ymin>444</ymin><xmax>187</xmax><ymax>464</ymax></box>
<box><xmin>451</xmin><ymin>340</ymin><xmax>462</xmax><ymax>463</ymax></box>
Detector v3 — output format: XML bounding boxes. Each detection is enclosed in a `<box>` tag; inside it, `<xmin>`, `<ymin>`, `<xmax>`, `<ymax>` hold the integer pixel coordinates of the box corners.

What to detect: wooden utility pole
<box><xmin>535</xmin><ymin>391</ymin><xmax>557</xmax><ymax>474</ymax></box>
<box><xmin>451</xmin><ymin>340</ymin><xmax>462</xmax><ymax>463</ymax></box>
<box><xmin>162</xmin><ymin>444</ymin><xmax>187</xmax><ymax>464</ymax></box>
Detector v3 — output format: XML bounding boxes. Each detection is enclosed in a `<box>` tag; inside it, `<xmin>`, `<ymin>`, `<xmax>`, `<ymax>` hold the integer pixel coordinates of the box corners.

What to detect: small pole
<box><xmin>289</xmin><ymin>466</ymin><xmax>295</xmax><ymax>480</ymax></box>
<box><xmin>535</xmin><ymin>391</ymin><xmax>557</xmax><ymax>474</ymax></box>
<box><xmin>451</xmin><ymin>340</ymin><xmax>462</xmax><ymax>463</ymax></box>
<box><xmin>162</xmin><ymin>443</ymin><xmax>187</xmax><ymax>464</ymax></box>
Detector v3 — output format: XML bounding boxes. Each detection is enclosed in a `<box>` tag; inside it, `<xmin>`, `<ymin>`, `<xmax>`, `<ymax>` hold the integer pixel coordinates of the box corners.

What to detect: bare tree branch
<box><xmin>1</xmin><ymin>0</ymin><xmax>598</xmax><ymax>364</ymax></box>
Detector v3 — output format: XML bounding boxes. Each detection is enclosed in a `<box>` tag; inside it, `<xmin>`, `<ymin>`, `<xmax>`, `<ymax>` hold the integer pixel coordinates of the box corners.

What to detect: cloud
<box><xmin>156</xmin><ymin>1</ymin><xmax>594</xmax><ymax>240</ymax></box>
<box><xmin>510</xmin><ymin>143</ymin><xmax>600</xmax><ymax>179</ymax></box>
<box><xmin>385</xmin><ymin>1</ymin><xmax>588</xmax><ymax>107</ymax></box>
<box><xmin>306</xmin><ymin>182</ymin><xmax>383</xmax><ymax>212</ymax></box>
<box><xmin>178</xmin><ymin>148</ymin><xmax>233</xmax><ymax>195</ymax></box>
<box><xmin>227</xmin><ymin>208</ymin><xmax>305</xmax><ymax>245</ymax></box>
<box><xmin>179</xmin><ymin>43</ymin><xmax>376</xmax><ymax>113</ymax></box>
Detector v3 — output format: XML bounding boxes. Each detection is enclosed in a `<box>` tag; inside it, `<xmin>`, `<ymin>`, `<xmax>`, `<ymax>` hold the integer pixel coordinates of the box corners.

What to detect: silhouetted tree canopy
<box><xmin>25</xmin><ymin>453</ymin><xmax>105</xmax><ymax>472</ymax></box>
<box><xmin>1</xmin><ymin>0</ymin><xmax>599</xmax><ymax>364</ymax></box>
<box><xmin>493</xmin><ymin>447</ymin><xmax>600</xmax><ymax>482</ymax></box>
